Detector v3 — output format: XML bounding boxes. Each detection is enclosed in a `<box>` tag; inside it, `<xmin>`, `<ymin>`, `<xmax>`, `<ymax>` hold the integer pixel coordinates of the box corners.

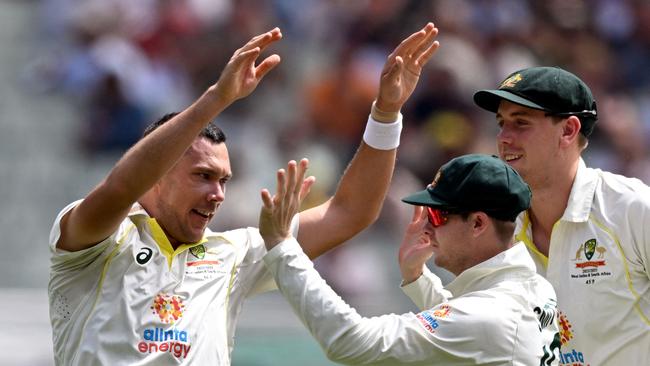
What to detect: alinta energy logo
<box><xmin>416</xmin><ymin>304</ymin><xmax>452</xmax><ymax>334</ymax></box>
<box><xmin>557</xmin><ymin>311</ymin><xmax>590</xmax><ymax>366</ymax></box>
<box><xmin>558</xmin><ymin>311</ymin><xmax>573</xmax><ymax>346</ymax></box>
<box><xmin>152</xmin><ymin>293</ymin><xmax>185</xmax><ymax>323</ymax></box>
<box><xmin>138</xmin><ymin>293</ymin><xmax>192</xmax><ymax>359</ymax></box>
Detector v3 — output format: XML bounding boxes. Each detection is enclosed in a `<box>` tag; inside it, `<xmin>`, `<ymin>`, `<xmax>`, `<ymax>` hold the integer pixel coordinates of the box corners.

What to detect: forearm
<box><xmin>105</xmin><ymin>86</ymin><xmax>230</xmax><ymax>203</ymax></box>
<box><xmin>297</xmin><ymin>113</ymin><xmax>399</xmax><ymax>258</ymax></box>
<box><xmin>264</xmin><ymin>238</ymin><xmax>433</xmax><ymax>365</ymax></box>
<box><xmin>332</xmin><ymin>141</ymin><xmax>397</xmax><ymax>225</ymax></box>
<box><xmin>58</xmin><ymin>88</ymin><xmax>231</xmax><ymax>251</ymax></box>
<box><xmin>330</xmin><ymin>103</ymin><xmax>401</xmax><ymax>228</ymax></box>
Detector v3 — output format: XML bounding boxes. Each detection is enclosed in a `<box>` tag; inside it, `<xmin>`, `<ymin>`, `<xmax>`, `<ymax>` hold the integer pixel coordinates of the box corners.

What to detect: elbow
<box><xmin>325</xmin><ymin>344</ymin><xmax>356</xmax><ymax>365</ymax></box>
<box><xmin>321</xmin><ymin>326</ymin><xmax>366</xmax><ymax>365</ymax></box>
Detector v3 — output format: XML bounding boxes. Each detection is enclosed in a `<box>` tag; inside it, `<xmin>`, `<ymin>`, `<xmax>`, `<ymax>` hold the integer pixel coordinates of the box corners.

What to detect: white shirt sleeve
<box><xmin>243</xmin><ymin>214</ymin><xmax>301</xmax><ymax>296</ymax></box>
<box><xmin>401</xmin><ymin>265</ymin><xmax>453</xmax><ymax>311</ymax></box>
<box><xmin>264</xmin><ymin>238</ymin><xmax>521</xmax><ymax>365</ymax></box>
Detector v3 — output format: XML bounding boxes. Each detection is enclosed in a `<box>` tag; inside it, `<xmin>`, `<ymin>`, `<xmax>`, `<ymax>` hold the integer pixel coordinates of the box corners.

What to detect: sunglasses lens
<box><xmin>427</xmin><ymin>207</ymin><xmax>446</xmax><ymax>227</ymax></box>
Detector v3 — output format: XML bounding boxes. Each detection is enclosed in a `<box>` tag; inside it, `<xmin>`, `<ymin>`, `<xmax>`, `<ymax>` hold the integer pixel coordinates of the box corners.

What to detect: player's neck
<box><xmin>527</xmin><ymin>158</ymin><xmax>579</xmax><ymax>255</ymax></box>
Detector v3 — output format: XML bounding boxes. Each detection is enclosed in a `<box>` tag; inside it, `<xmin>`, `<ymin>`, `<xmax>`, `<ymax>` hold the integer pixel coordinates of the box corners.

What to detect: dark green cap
<box><xmin>402</xmin><ymin>154</ymin><xmax>531</xmax><ymax>221</ymax></box>
<box><xmin>473</xmin><ymin>66</ymin><xmax>598</xmax><ymax>137</ymax></box>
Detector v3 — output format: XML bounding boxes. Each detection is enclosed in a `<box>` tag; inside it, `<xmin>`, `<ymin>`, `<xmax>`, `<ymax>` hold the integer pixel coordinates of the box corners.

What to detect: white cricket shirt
<box><xmin>266</xmin><ymin>239</ymin><xmax>560</xmax><ymax>365</ymax></box>
<box><xmin>49</xmin><ymin>201</ymin><xmax>295</xmax><ymax>365</ymax></box>
<box><xmin>515</xmin><ymin>159</ymin><xmax>650</xmax><ymax>366</ymax></box>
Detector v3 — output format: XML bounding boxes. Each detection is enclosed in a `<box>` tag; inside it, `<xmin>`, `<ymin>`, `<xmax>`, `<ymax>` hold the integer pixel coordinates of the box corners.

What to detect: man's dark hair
<box><xmin>143</xmin><ymin>112</ymin><xmax>227</xmax><ymax>144</ymax></box>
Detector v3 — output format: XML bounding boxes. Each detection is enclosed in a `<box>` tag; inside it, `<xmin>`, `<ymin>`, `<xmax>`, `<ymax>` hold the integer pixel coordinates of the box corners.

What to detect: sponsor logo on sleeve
<box><xmin>557</xmin><ymin>311</ymin><xmax>591</xmax><ymax>366</ymax></box>
<box><xmin>416</xmin><ymin>304</ymin><xmax>451</xmax><ymax>334</ymax></box>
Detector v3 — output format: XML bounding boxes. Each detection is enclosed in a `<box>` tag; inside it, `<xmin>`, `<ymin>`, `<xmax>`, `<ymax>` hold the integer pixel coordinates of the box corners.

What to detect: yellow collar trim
<box><xmin>146</xmin><ymin>218</ymin><xmax>208</xmax><ymax>269</ymax></box>
<box><xmin>515</xmin><ymin>211</ymin><xmax>549</xmax><ymax>268</ymax></box>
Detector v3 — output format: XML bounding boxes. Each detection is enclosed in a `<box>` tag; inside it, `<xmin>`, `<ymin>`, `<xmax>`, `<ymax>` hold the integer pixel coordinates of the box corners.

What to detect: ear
<box><xmin>470</xmin><ymin>212</ymin><xmax>489</xmax><ymax>238</ymax></box>
<box><xmin>559</xmin><ymin>116</ymin><xmax>581</xmax><ymax>148</ymax></box>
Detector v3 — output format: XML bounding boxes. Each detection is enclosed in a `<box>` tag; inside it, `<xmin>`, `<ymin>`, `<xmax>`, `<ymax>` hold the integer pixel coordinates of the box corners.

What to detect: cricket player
<box><xmin>259</xmin><ymin>154</ymin><xmax>560</xmax><ymax>365</ymax></box>
<box><xmin>48</xmin><ymin>24</ymin><xmax>440</xmax><ymax>365</ymax></box>
<box><xmin>403</xmin><ymin>66</ymin><xmax>650</xmax><ymax>365</ymax></box>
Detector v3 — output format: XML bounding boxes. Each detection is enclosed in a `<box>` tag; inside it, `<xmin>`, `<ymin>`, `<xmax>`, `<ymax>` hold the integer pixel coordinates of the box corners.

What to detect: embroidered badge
<box><xmin>571</xmin><ymin>239</ymin><xmax>611</xmax><ymax>284</ymax></box>
<box><xmin>499</xmin><ymin>73</ymin><xmax>522</xmax><ymax>88</ymax></box>
<box><xmin>189</xmin><ymin>245</ymin><xmax>205</xmax><ymax>260</ymax></box>
<box><xmin>573</xmin><ymin>239</ymin><xmax>606</xmax><ymax>269</ymax></box>
<box><xmin>430</xmin><ymin>170</ymin><xmax>442</xmax><ymax>188</ymax></box>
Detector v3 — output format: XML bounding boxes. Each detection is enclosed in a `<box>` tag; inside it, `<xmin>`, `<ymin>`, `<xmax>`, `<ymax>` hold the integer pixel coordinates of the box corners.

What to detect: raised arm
<box><xmin>259</xmin><ymin>183</ymin><xmax>512</xmax><ymax>365</ymax></box>
<box><xmin>399</xmin><ymin>206</ymin><xmax>452</xmax><ymax>310</ymax></box>
<box><xmin>297</xmin><ymin>23</ymin><xmax>440</xmax><ymax>258</ymax></box>
<box><xmin>57</xmin><ymin>28</ymin><xmax>283</xmax><ymax>252</ymax></box>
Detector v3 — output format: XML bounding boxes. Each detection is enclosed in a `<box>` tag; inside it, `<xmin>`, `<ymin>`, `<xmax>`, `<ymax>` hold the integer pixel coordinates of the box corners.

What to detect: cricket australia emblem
<box><xmin>570</xmin><ymin>238</ymin><xmax>611</xmax><ymax>283</ymax></box>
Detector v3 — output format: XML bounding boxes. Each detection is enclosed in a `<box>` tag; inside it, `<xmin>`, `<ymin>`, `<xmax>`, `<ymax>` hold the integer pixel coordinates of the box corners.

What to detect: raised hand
<box><xmin>376</xmin><ymin>23</ymin><xmax>440</xmax><ymax>114</ymax></box>
<box><xmin>398</xmin><ymin>206</ymin><xmax>435</xmax><ymax>284</ymax></box>
<box><xmin>212</xmin><ymin>28</ymin><xmax>283</xmax><ymax>105</ymax></box>
<box><xmin>259</xmin><ymin>159</ymin><xmax>316</xmax><ymax>249</ymax></box>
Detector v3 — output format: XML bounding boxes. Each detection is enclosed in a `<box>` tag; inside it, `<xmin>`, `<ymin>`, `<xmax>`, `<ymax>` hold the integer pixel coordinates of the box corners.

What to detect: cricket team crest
<box><xmin>500</xmin><ymin>73</ymin><xmax>522</xmax><ymax>89</ymax></box>
<box><xmin>430</xmin><ymin>170</ymin><xmax>442</xmax><ymax>188</ymax></box>
<box><xmin>189</xmin><ymin>245</ymin><xmax>206</xmax><ymax>259</ymax></box>
<box><xmin>573</xmin><ymin>238</ymin><xmax>607</xmax><ymax>268</ymax></box>
<box><xmin>571</xmin><ymin>238</ymin><xmax>611</xmax><ymax>283</ymax></box>
<box><xmin>583</xmin><ymin>239</ymin><xmax>597</xmax><ymax>260</ymax></box>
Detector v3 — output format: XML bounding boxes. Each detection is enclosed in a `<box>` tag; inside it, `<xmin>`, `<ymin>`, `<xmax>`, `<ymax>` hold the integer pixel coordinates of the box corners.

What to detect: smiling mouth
<box><xmin>503</xmin><ymin>153</ymin><xmax>522</xmax><ymax>162</ymax></box>
<box><xmin>192</xmin><ymin>209</ymin><xmax>214</xmax><ymax>219</ymax></box>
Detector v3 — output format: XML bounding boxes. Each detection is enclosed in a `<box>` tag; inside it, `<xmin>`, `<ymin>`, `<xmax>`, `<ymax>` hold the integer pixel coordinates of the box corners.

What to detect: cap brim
<box><xmin>401</xmin><ymin>189</ymin><xmax>449</xmax><ymax>208</ymax></box>
<box><xmin>473</xmin><ymin>89</ymin><xmax>547</xmax><ymax>113</ymax></box>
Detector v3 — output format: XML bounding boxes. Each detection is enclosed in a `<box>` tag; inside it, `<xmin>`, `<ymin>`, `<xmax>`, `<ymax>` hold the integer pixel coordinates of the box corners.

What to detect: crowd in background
<box><xmin>30</xmin><ymin>0</ymin><xmax>650</xmax><ymax>297</ymax></box>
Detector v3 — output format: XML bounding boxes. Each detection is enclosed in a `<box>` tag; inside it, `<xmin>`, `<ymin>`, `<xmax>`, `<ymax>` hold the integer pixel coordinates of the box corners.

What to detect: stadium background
<box><xmin>1</xmin><ymin>0</ymin><xmax>649</xmax><ymax>365</ymax></box>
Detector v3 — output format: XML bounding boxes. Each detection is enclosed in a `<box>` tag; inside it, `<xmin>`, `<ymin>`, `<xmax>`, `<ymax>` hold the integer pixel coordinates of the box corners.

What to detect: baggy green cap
<box><xmin>402</xmin><ymin>154</ymin><xmax>531</xmax><ymax>221</ymax></box>
<box><xmin>473</xmin><ymin>66</ymin><xmax>598</xmax><ymax>137</ymax></box>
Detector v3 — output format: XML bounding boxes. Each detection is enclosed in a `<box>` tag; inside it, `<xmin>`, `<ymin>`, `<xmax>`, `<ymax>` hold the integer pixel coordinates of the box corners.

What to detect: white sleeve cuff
<box><xmin>263</xmin><ymin>237</ymin><xmax>302</xmax><ymax>266</ymax></box>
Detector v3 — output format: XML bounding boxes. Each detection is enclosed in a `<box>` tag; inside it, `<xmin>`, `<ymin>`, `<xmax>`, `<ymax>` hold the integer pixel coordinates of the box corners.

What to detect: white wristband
<box><xmin>362</xmin><ymin>114</ymin><xmax>403</xmax><ymax>150</ymax></box>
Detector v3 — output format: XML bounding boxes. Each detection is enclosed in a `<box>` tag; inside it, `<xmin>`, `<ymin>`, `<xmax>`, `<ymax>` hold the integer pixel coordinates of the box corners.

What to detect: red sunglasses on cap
<box><xmin>426</xmin><ymin>207</ymin><xmax>449</xmax><ymax>227</ymax></box>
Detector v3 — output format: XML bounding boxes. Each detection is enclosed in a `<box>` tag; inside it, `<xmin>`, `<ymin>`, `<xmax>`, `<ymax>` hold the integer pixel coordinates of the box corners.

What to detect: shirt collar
<box><xmin>129</xmin><ymin>202</ymin><xmax>228</xmax><ymax>241</ymax></box>
<box><xmin>562</xmin><ymin>158</ymin><xmax>598</xmax><ymax>222</ymax></box>
<box><xmin>446</xmin><ymin>243</ymin><xmax>535</xmax><ymax>296</ymax></box>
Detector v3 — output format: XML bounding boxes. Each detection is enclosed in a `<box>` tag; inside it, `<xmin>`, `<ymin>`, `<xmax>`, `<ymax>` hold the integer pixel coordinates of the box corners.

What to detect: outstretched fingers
<box><xmin>412</xmin><ymin>26</ymin><xmax>440</xmax><ymax>67</ymax></box>
<box><xmin>229</xmin><ymin>47</ymin><xmax>261</xmax><ymax>69</ymax></box>
<box><xmin>237</xmin><ymin>28</ymin><xmax>282</xmax><ymax>56</ymax></box>
<box><xmin>390</xmin><ymin>26</ymin><xmax>430</xmax><ymax>60</ymax></box>
<box><xmin>274</xmin><ymin>168</ymin><xmax>287</xmax><ymax>209</ymax></box>
<box><xmin>300</xmin><ymin>176</ymin><xmax>316</xmax><ymax>202</ymax></box>
<box><xmin>260</xmin><ymin>189</ymin><xmax>274</xmax><ymax>210</ymax></box>
<box><xmin>255</xmin><ymin>54</ymin><xmax>281</xmax><ymax>79</ymax></box>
